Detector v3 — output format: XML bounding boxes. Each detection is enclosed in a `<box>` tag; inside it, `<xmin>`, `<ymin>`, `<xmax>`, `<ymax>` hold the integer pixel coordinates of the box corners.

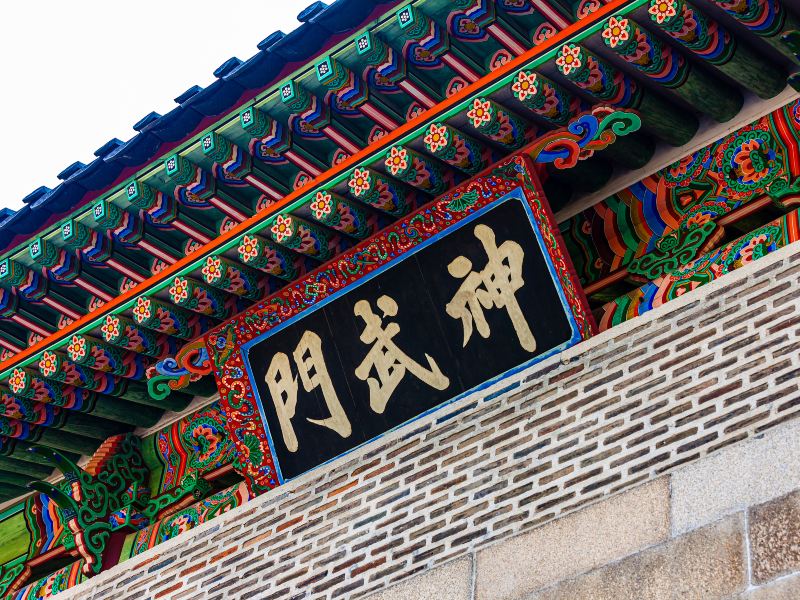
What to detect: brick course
<box><xmin>58</xmin><ymin>242</ymin><xmax>800</xmax><ymax>599</ymax></box>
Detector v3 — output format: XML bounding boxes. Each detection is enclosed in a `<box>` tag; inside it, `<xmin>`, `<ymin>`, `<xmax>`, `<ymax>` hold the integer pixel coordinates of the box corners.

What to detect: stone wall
<box><xmin>372</xmin><ymin>421</ymin><xmax>800</xmax><ymax>600</ymax></box>
<box><xmin>57</xmin><ymin>241</ymin><xmax>800</xmax><ymax>599</ymax></box>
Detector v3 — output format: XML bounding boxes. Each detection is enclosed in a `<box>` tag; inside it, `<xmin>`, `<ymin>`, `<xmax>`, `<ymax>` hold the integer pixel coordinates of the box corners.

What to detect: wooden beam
<box><xmin>0</xmin><ymin>456</ymin><xmax>52</xmax><ymax>480</ymax></box>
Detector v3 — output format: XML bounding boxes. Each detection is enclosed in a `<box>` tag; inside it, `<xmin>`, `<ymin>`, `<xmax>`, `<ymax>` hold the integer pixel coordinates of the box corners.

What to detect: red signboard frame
<box><xmin>205</xmin><ymin>154</ymin><xmax>595</xmax><ymax>492</ymax></box>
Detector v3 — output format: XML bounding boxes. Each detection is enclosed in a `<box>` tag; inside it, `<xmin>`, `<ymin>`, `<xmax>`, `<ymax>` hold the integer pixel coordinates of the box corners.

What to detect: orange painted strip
<box><xmin>0</xmin><ymin>0</ymin><xmax>632</xmax><ymax>375</ymax></box>
<box><xmin>583</xmin><ymin>267</ymin><xmax>629</xmax><ymax>296</ymax></box>
<box><xmin>787</xmin><ymin>209</ymin><xmax>800</xmax><ymax>242</ymax></box>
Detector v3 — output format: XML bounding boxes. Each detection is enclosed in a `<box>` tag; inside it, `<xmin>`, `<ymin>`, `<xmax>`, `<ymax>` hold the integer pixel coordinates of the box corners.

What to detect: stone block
<box><xmin>475</xmin><ymin>479</ymin><xmax>669</xmax><ymax>600</ymax></box>
<box><xmin>528</xmin><ymin>515</ymin><xmax>746</xmax><ymax>600</ymax></box>
<box><xmin>365</xmin><ymin>557</ymin><xmax>472</xmax><ymax>600</ymax></box>
<box><xmin>736</xmin><ymin>574</ymin><xmax>800</xmax><ymax>599</ymax></box>
<box><xmin>749</xmin><ymin>490</ymin><xmax>800</xmax><ymax>584</ymax></box>
<box><xmin>670</xmin><ymin>420</ymin><xmax>800</xmax><ymax>535</ymax></box>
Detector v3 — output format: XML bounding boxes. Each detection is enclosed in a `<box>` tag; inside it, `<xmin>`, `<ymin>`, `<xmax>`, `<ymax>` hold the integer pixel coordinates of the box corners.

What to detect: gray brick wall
<box><xmin>60</xmin><ymin>241</ymin><xmax>800</xmax><ymax>600</ymax></box>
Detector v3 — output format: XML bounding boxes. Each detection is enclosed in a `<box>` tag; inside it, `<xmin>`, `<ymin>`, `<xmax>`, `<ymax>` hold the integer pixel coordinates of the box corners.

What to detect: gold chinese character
<box><xmin>446</xmin><ymin>223</ymin><xmax>536</xmax><ymax>352</ymax></box>
<box><xmin>265</xmin><ymin>330</ymin><xmax>352</xmax><ymax>452</ymax></box>
<box><xmin>354</xmin><ymin>295</ymin><xmax>450</xmax><ymax>414</ymax></box>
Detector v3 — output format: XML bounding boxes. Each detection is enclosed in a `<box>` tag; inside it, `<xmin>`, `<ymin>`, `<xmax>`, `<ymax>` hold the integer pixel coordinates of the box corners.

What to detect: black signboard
<box><xmin>242</xmin><ymin>192</ymin><xmax>581</xmax><ymax>481</ymax></box>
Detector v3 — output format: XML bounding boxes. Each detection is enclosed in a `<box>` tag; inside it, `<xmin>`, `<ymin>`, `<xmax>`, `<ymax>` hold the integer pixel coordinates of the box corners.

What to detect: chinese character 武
<box><xmin>354</xmin><ymin>295</ymin><xmax>450</xmax><ymax>414</ymax></box>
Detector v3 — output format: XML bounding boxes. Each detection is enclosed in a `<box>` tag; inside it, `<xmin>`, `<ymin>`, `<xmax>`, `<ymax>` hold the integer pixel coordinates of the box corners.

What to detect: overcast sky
<box><xmin>0</xmin><ymin>0</ymin><xmax>313</xmax><ymax>210</ymax></box>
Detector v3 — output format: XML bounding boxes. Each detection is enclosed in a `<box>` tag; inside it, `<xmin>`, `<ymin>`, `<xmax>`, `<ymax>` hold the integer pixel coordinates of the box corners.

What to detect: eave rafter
<box><xmin>0</xmin><ymin>0</ymin><xmax>638</xmax><ymax>377</ymax></box>
<box><xmin>0</xmin><ymin>0</ymin><xmax>796</xmax><ymax>490</ymax></box>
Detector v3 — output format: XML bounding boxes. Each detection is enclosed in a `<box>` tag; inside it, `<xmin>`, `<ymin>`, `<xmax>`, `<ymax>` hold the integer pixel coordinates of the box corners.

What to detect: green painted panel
<box><xmin>118</xmin><ymin>531</ymin><xmax>137</xmax><ymax>565</ymax></box>
<box><xmin>0</xmin><ymin>511</ymin><xmax>30</xmax><ymax>565</ymax></box>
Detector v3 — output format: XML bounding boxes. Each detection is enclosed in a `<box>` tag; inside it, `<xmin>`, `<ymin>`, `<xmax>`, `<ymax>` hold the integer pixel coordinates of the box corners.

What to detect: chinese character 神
<box><xmin>265</xmin><ymin>330</ymin><xmax>352</xmax><ymax>452</ymax></box>
<box><xmin>354</xmin><ymin>295</ymin><xmax>450</xmax><ymax>414</ymax></box>
<box><xmin>446</xmin><ymin>223</ymin><xmax>536</xmax><ymax>352</ymax></box>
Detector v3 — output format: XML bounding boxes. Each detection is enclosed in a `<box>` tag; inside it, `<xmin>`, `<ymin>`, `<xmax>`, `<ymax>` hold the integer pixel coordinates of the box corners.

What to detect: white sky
<box><xmin>0</xmin><ymin>0</ymin><xmax>313</xmax><ymax>210</ymax></box>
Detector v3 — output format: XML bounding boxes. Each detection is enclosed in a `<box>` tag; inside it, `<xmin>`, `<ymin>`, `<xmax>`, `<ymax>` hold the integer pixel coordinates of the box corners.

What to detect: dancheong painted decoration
<box><xmin>0</xmin><ymin>0</ymin><xmax>797</xmax><ymax>596</ymax></box>
<box><xmin>206</xmin><ymin>156</ymin><xmax>593</xmax><ymax>485</ymax></box>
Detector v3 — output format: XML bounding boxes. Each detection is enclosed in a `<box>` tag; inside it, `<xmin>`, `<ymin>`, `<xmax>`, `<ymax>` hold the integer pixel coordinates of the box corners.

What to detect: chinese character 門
<box><xmin>264</xmin><ymin>330</ymin><xmax>352</xmax><ymax>452</ymax></box>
